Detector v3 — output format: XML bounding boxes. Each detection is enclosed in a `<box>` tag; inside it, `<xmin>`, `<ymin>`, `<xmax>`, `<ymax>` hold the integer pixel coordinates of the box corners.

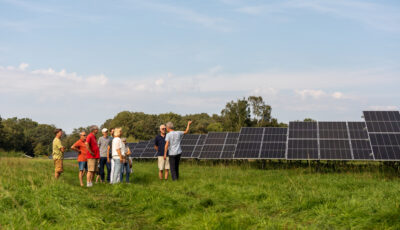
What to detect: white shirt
<box><xmin>165</xmin><ymin>131</ymin><xmax>184</xmax><ymax>156</ymax></box>
<box><xmin>112</xmin><ymin>137</ymin><xmax>125</xmax><ymax>159</ymax></box>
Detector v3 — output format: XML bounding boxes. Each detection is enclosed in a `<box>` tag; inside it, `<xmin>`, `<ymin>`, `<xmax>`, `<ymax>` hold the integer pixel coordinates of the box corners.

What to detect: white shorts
<box><xmin>158</xmin><ymin>156</ymin><xmax>170</xmax><ymax>170</ymax></box>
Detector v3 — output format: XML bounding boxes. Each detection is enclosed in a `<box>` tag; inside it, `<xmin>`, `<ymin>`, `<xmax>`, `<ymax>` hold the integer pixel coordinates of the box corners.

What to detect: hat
<box><xmin>102</xmin><ymin>128</ymin><xmax>108</xmax><ymax>133</ymax></box>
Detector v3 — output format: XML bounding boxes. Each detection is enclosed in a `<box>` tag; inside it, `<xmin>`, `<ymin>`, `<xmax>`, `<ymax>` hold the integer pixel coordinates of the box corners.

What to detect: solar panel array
<box><xmin>48</xmin><ymin>111</ymin><xmax>400</xmax><ymax>162</ymax></box>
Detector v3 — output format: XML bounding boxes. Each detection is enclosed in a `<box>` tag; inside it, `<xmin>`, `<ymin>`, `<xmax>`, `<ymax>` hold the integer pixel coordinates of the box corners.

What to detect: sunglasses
<box><xmin>81</xmin><ymin>135</ymin><xmax>86</xmax><ymax>137</ymax></box>
<box><xmin>161</xmin><ymin>128</ymin><xmax>166</xmax><ymax>130</ymax></box>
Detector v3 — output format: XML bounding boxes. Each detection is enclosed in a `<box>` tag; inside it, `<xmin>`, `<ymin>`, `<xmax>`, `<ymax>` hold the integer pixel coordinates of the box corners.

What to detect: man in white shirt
<box><xmin>164</xmin><ymin>121</ymin><xmax>192</xmax><ymax>181</ymax></box>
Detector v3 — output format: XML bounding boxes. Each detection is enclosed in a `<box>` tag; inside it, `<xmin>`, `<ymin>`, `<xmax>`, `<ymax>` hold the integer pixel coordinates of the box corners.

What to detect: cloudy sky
<box><xmin>0</xmin><ymin>0</ymin><xmax>399</xmax><ymax>133</ymax></box>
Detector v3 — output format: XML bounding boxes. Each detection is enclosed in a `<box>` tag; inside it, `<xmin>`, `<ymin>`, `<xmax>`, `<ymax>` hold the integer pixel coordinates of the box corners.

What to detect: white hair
<box><xmin>166</xmin><ymin>122</ymin><xmax>174</xmax><ymax>129</ymax></box>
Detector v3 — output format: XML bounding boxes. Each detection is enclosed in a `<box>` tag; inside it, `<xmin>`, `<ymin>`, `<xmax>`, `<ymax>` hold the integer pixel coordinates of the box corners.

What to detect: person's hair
<box><xmin>114</xmin><ymin>127</ymin><xmax>122</xmax><ymax>137</ymax></box>
<box><xmin>160</xmin><ymin>124</ymin><xmax>166</xmax><ymax>129</ymax></box>
<box><xmin>54</xmin><ymin>128</ymin><xmax>62</xmax><ymax>135</ymax></box>
<box><xmin>80</xmin><ymin>131</ymin><xmax>86</xmax><ymax>136</ymax></box>
<box><xmin>166</xmin><ymin>122</ymin><xmax>174</xmax><ymax>130</ymax></box>
<box><xmin>121</xmin><ymin>137</ymin><xmax>127</xmax><ymax>142</ymax></box>
<box><xmin>90</xmin><ymin>125</ymin><xmax>99</xmax><ymax>132</ymax></box>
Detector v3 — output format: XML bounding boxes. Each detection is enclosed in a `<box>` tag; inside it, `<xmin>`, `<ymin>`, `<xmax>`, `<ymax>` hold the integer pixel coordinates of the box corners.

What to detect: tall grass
<box><xmin>1</xmin><ymin>157</ymin><xmax>400</xmax><ymax>229</ymax></box>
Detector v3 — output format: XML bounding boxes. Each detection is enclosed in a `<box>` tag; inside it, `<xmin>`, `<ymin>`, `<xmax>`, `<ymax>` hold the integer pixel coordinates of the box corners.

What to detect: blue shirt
<box><xmin>155</xmin><ymin>135</ymin><xmax>168</xmax><ymax>157</ymax></box>
<box><xmin>165</xmin><ymin>131</ymin><xmax>184</xmax><ymax>156</ymax></box>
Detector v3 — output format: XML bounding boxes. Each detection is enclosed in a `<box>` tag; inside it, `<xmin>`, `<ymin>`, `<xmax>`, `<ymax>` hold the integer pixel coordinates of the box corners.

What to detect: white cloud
<box><xmin>332</xmin><ymin>91</ymin><xmax>344</xmax><ymax>99</ymax></box>
<box><xmin>18</xmin><ymin>63</ymin><xmax>29</xmax><ymax>70</ymax></box>
<box><xmin>1</xmin><ymin>63</ymin><xmax>399</xmax><ymax>131</ymax></box>
<box><xmin>295</xmin><ymin>89</ymin><xmax>326</xmax><ymax>99</ymax></box>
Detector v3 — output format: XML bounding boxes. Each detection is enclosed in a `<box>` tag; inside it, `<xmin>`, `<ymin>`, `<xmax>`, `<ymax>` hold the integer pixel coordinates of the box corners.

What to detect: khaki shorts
<box><xmin>54</xmin><ymin>159</ymin><xmax>63</xmax><ymax>173</ymax></box>
<box><xmin>158</xmin><ymin>156</ymin><xmax>170</xmax><ymax>170</ymax></box>
<box><xmin>87</xmin><ymin>158</ymin><xmax>99</xmax><ymax>172</ymax></box>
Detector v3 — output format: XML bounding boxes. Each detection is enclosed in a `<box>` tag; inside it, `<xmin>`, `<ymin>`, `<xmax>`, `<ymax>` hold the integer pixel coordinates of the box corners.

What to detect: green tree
<box><xmin>0</xmin><ymin>116</ymin><xmax>4</xmax><ymax>149</ymax></box>
<box><xmin>248</xmin><ymin>96</ymin><xmax>272</xmax><ymax>126</ymax></box>
<box><xmin>303</xmin><ymin>118</ymin><xmax>316</xmax><ymax>122</ymax></box>
<box><xmin>221</xmin><ymin>98</ymin><xmax>252</xmax><ymax>131</ymax></box>
<box><xmin>207</xmin><ymin>123</ymin><xmax>223</xmax><ymax>132</ymax></box>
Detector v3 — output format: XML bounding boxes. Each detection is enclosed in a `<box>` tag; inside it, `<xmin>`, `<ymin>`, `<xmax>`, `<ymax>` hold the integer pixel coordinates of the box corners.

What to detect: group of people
<box><xmin>51</xmin><ymin>121</ymin><xmax>192</xmax><ymax>187</ymax></box>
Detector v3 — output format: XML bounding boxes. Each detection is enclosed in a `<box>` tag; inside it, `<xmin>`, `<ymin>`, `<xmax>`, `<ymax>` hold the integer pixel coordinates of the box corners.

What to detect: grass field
<box><xmin>1</xmin><ymin>157</ymin><xmax>400</xmax><ymax>229</ymax></box>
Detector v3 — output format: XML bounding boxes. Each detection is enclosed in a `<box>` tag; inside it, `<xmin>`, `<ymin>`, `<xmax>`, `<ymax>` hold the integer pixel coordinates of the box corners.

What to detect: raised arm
<box><xmin>183</xmin><ymin>121</ymin><xmax>193</xmax><ymax>134</ymax></box>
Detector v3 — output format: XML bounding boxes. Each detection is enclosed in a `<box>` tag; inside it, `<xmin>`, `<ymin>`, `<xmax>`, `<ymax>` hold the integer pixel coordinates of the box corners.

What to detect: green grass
<box><xmin>1</xmin><ymin>157</ymin><xmax>400</xmax><ymax>229</ymax></box>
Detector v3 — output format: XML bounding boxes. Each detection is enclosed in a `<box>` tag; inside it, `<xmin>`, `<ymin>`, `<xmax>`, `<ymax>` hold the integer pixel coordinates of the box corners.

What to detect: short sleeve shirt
<box><xmin>86</xmin><ymin>133</ymin><xmax>100</xmax><ymax>159</ymax></box>
<box><xmin>154</xmin><ymin>135</ymin><xmax>168</xmax><ymax>157</ymax></box>
<box><xmin>108</xmin><ymin>136</ymin><xmax>113</xmax><ymax>158</ymax></box>
<box><xmin>98</xmin><ymin>136</ymin><xmax>110</xmax><ymax>158</ymax></box>
<box><xmin>52</xmin><ymin>138</ymin><xmax>64</xmax><ymax>160</ymax></box>
<box><xmin>165</xmin><ymin>131</ymin><xmax>184</xmax><ymax>156</ymax></box>
<box><xmin>72</xmin><ymin>139</ymin><xmax>87</xmax><ymax>162</ymax></box>
<box><xmin>112</xmin><ymin>137</ymin><xmax>123</xmax><ymax>158</ymax></box>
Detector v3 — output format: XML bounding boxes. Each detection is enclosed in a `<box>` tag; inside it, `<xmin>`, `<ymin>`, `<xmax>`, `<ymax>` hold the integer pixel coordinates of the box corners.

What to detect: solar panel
<box><xmin>199</xmin><ymin>132</ymin><xmax>228</xmax><ymax>159</ymax></box>
<box><xmin>192</xmin><ymin>134</ymin><xmax>206</xmax><ymax>158</ymax></box>
<box><xmin>234</xmin><ymin>127</ymin><xmax>264</xmax><ymax>159</ymax></box>
<box><xmin>318</xmin><ymin>122</ymin><xmax>352</xmax><ymax>160</ymax></box>
<box><xmin>364</xmin><ymin>111</ymin><xmax>400</xmax><ymax>160</ymax></box>
<box><xmin>347</xmin><ymin>122</ymin><xmax>374</xmax><ymax>160</ymax></box>
<box><xmin>259</xmin><ymin>127</ymin><xmax>287</xmax><ymax>159</ymax></box>
<box><xmin>132</xmin><ymin>141</ymin><xmax>148</xmax><ymax>158</ymax></box>
<box><xmin>141</xmin><ymin>139</ymin><xmax>157</xmax><ymax>158</ymax></box>
<box><xmin>221</xmin><ymin>132</ymin><xmax>239</xmax><ymax>159</ymax></box>
<box><xmin>180</xmin><ymin>134</ymin><xmax>200</xmax><ymax>158</ymax></box>
<box><xmin>287</xmin><ymin>122</ymin><xmax>319</xmax><ymax>160</ymax></box>
<box><xmin>63</xmin><ymin>151</ymin><xmax>78</xmax><ymax>159</ymax></box>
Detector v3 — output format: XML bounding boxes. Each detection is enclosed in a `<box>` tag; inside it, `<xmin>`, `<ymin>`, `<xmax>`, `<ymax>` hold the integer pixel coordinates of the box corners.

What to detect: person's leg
<box><xmin>125</xmin><ymin>163</ymin><xmax>130</xmax><ymax>183</ymax></box>
<box><xmin>106</xmin><ymin>161</ymin><xmax>111</xmax><ymax>183</ymax></box>
<box><xmin>112</xmin><ymin>159</ymin><xmax>122</xmax><ymax>184</ymax></box>
<box><xmin>87</xmin><ymin>159</ymin><xmax>94</xmax><ymax>186</ymax></box>
<box><xmin>120</xmin><ymin>162</ymin><xmax>124</xmax><ymax>182</ymax></box>
<box><xmin>169</xmin><ymin>155</ymin><xmax>177</xmax><ymax>181</ymax></box>
<box><xmin>99</xmin><ymin>157</ymin><xmax>105</xmax><ymax>182</ymax></box>
<box><xmin>176</xmin><ymin>154</ymin><xmax>181</xmax><ymax>180</ymax></box>
<box><xmin>165</xmin><ymin>157</ymin><xmax>170</xmax><ymax>180</ymax></box>
<box><xmin>110</xmin><ymin>159</ymin><xmax>114</xmax><ymax>183</ymax></box>
<box><xmin>158</xmin><ymin>157</ymin><xmax>163</xmax><ymax>180</ymax></box>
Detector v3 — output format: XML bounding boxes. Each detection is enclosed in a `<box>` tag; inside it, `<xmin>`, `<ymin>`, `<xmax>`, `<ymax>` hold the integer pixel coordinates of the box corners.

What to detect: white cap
<box><xmin>102</xmin><ymin>128</ymin><xmax>108</xmax><ymax>133</ymax></box>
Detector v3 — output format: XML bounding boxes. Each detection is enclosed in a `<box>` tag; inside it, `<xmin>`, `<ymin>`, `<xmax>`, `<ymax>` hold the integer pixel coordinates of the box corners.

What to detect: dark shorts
<box><xmin>78</xmin><ymin>161</ymin><xmax>87</xmax><ymax>171</ymax></box>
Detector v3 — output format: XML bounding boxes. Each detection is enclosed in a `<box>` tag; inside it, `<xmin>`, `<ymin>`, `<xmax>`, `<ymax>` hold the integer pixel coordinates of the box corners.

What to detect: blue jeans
<box><xmin>111</xmin><ymin>159</ymin><xmax>122</xmax><ymax>184</ymax></box>
<box><xmin>120</xmin><ymin>162</ymin><xmax>130</xmax><ymax>183</ymax></box>
<box><xmin>99</xmin><ymin>157</ymin><xmax>110</xmax><ymax>182</ymax></box>
<box><xmin>78</xmin><ymin>161</ymin><xmax>87</xmax><ymax>171</ymax></box>
<box><xmin>106</xmin><ymin>162</ymin><xmax>111</xmax><ymax>182</ymax></box>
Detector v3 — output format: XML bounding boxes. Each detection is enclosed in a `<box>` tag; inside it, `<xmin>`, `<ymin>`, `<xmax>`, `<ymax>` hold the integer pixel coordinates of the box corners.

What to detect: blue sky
<box><xmin>0</xmin><ymin>0</ymin><xmax>399</xmax><ymax>133</ymax></box>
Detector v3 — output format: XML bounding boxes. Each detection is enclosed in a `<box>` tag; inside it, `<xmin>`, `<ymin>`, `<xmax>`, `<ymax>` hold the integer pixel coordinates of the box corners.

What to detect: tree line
<box><xmin>0</xmin><ymin>96</ymin><xmax>288</xmax><ymax>156</ymax></box>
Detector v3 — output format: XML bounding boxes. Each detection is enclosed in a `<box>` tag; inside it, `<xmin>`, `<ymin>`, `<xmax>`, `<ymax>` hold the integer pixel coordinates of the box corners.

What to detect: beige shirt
<box><xmin>52</xmin><ymin>138</ymin><xmax>64</xmax><ymax>160</ymax></box>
